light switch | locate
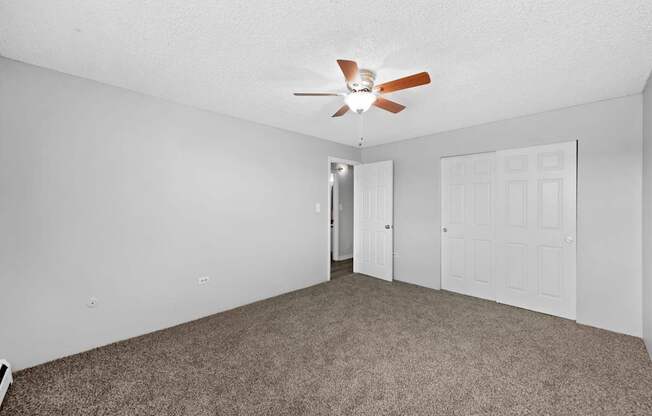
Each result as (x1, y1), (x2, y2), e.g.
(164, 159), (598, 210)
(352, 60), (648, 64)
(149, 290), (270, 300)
(315, 203), (321, 213)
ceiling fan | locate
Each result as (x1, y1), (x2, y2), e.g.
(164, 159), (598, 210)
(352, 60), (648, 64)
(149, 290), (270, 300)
(294, 60), (431, 117)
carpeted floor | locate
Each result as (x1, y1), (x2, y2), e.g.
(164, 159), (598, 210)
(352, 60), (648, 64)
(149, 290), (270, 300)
(2, 275), (652, 415)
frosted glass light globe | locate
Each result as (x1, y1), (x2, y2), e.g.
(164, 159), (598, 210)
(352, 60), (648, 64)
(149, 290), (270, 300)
(345, 91), (377, 113)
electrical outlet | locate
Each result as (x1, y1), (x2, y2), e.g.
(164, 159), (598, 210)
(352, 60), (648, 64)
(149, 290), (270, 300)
(198, 276), (210, 285)
(87, 297), (99, 308)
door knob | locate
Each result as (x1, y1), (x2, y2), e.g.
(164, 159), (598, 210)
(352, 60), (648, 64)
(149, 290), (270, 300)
(385, 224), (392, 229)
(564, 235), (574, 244)
(442, 227), (448, 232)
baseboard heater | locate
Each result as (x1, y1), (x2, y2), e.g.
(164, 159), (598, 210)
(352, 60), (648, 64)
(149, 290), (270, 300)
(0, 360), (12, 408)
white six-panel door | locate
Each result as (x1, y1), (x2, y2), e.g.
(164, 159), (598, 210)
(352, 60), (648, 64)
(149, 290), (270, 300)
(494, 142), (577, 319)
(441, 142), (577, 319)
(441, 153), (496, 300)
(354, 160), (393, 281)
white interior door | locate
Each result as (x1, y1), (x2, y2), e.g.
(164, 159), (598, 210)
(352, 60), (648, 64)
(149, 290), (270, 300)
(441, 153), (496, 300)
(354, 160), (393, 281)
(494, 142), (577, 319)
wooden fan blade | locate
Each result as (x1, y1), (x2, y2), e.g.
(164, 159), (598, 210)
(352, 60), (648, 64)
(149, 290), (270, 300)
(332, 105), (349, 117)
(293, 92), (341, 96)
(375, 72), (431, 94)
(337, 60), (359, 82)
(374, 97), (406, 113)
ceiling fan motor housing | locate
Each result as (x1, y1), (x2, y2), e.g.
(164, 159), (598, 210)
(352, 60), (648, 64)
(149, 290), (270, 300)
(347, 69), (376, 92)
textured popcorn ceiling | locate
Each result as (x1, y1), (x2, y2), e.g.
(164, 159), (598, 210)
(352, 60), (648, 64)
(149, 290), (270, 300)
(1, 1), (651, 146)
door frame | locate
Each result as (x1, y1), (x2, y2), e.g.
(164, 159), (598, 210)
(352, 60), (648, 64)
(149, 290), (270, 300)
(439, 140), (579, 317)
(327, 156), (361, 281)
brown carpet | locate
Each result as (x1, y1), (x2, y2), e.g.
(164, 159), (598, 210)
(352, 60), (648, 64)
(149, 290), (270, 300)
(2, 275), (652, 415)
(330, 258), (353, 280)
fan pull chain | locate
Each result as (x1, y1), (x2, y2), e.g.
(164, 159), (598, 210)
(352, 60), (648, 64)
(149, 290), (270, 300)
(358, 113), (364, 147)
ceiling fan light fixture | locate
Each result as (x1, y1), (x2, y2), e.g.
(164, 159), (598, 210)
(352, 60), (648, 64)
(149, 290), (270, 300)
(293, 59), (430, 119)
(345, 91), (377, 114)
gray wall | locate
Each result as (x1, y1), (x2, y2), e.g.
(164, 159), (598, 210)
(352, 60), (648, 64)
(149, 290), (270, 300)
(643, 73), (652, 357)
(0, 57), (360, 370)
(334, 164), (354, 258)
(362, 95), (643, 337)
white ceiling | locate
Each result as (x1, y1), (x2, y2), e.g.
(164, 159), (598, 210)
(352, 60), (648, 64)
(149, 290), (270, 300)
(1, 1), (651, 147)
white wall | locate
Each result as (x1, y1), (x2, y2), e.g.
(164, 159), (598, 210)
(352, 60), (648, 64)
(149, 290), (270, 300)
(0, 57), (360, 370)
(643, 72), (652, 356)
(362, 95), (643, 337)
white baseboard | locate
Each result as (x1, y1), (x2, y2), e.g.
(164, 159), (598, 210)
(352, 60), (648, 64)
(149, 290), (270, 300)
(334, 253), (353, 261)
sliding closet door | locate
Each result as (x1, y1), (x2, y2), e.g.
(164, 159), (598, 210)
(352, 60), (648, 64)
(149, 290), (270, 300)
(494, 142), (577, 319)
(441, 153), (496, 300)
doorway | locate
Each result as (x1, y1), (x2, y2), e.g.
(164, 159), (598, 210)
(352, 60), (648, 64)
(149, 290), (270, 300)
(330, 161), (355, 280)
(327, 157), (394, 282)
(440, 141), (577, 319)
